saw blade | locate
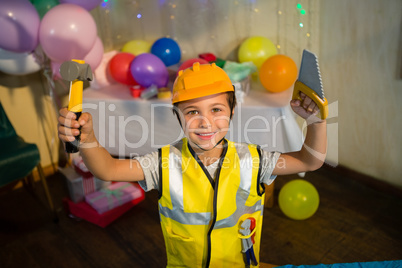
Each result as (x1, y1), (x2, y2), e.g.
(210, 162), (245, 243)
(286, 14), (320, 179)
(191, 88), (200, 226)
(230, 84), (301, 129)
(298, 49), (324, 100)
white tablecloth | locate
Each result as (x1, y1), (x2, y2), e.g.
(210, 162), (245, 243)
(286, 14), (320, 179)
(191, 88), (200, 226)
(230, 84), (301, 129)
(82, 83), (303, 157)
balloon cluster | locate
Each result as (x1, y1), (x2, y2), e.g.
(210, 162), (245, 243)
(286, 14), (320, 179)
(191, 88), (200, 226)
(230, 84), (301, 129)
(108, 37), (182, 92)
(238, 36), (298, 93)
(0, 0), (104, 76)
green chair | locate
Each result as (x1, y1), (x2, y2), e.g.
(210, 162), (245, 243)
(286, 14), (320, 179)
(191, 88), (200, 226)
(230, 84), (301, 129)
(0, 102), (56, 219)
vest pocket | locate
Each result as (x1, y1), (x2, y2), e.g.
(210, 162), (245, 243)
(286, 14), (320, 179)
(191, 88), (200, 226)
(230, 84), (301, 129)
(165, 226), (197, 266)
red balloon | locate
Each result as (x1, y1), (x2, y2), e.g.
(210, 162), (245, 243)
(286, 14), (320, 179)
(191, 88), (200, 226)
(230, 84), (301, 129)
(108, 52), (138, 85)
(177, 58), (209, 74)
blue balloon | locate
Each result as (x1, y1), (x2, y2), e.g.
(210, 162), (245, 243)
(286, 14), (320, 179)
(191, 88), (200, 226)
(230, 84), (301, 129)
(130, 53), (169, 88)
(151, 37), (181, 66)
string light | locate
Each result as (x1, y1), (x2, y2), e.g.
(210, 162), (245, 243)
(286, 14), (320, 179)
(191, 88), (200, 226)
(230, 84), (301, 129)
(299, 22), (304, 27)
(137, 13), (142, 18)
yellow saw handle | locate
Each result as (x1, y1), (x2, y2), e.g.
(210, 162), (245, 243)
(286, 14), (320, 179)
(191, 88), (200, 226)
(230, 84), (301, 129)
(293, 80), (328, 120)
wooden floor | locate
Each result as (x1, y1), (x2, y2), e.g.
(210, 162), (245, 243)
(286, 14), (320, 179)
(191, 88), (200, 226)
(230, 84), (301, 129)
(1, 166), (401, 267)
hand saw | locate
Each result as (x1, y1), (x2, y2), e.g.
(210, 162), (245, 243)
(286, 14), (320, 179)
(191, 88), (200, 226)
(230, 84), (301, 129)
(292, 49), (328, 120)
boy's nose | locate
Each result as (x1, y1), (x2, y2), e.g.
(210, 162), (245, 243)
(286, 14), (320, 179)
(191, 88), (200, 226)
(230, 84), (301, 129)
(198, 116), (212, 129)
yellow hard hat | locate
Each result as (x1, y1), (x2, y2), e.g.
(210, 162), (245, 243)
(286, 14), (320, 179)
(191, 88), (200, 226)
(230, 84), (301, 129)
(172, 62), (233, 104)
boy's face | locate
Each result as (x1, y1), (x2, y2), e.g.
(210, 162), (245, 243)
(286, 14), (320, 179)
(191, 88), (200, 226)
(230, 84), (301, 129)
(177, 93), (232, 152)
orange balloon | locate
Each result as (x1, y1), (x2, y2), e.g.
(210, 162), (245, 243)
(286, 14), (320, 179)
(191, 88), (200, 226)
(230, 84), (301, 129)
(259, 54), (298, 93)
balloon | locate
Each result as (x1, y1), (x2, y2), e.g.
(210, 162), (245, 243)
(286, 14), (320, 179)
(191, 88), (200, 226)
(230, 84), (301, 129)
(259, 54), (298, 93)
(278, 179), (320, 220)
(58, 0), (102, 11)
(130, 53), (169, 88)
(0, 0), (40, 53)
(122, 40), (152, 56)
(177, 58), (209, 74)
(30, 0), (59, 18)
(238, 36), (277, 69)
(39, 4), (97, 62)
(0, 48), (41, 75)
(84, 37), (104, 72)
(151, 37), (181, 66)
(108, 52), (138, 85)
(51, 61), (62, 79)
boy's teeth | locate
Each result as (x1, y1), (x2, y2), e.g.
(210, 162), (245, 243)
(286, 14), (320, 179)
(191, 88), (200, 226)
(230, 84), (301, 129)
(199, 133), (213, 136)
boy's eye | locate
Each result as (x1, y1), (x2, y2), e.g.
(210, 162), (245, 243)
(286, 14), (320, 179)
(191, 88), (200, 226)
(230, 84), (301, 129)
(212, 108), (221, 113)
(187, 110), (198, 115)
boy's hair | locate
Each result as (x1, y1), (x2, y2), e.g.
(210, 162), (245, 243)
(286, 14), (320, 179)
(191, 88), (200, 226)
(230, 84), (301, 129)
(172, 91), (237, 127)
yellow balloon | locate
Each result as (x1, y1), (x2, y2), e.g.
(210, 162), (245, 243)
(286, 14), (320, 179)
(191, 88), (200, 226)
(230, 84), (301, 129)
(238, 36), (277, 69)
(122, 40), (151, 56)
(278, 179), (320, 220)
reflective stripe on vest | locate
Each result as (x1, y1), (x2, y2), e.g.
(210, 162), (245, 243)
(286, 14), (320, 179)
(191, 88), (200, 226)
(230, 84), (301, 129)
(159, 138), (264, 268)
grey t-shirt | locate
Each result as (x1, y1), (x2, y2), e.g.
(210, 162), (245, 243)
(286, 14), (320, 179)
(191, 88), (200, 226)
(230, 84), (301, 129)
(135, 144), (281, 193)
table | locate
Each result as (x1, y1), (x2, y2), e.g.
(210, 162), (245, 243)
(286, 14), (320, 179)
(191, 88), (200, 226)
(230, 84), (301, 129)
(82, 83), (303, 157)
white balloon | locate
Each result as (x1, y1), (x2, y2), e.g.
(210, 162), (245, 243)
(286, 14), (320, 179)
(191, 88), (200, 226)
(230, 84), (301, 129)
(0, 48), (42, 75)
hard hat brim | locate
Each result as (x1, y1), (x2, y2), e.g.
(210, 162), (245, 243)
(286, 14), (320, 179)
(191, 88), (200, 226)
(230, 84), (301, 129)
(172, 80), (234, 104)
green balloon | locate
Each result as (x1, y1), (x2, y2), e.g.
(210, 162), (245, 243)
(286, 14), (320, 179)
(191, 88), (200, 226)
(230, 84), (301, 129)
(278, 179), (320, 220)
(31, 0), (59, 18)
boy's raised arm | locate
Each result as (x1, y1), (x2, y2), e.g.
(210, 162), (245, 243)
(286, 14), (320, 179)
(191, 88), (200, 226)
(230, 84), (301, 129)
(273, 93), (327, 175)
(58, 108), (145, 182)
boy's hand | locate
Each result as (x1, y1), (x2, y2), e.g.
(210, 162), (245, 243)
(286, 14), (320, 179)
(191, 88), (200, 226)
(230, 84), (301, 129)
(58, 108), (96, 146)
(290, 92), (324, 123)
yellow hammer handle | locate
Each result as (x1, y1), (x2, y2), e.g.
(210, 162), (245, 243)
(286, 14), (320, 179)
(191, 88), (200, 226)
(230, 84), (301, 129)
(67, 59), (85, 113)
(292, 80), (328, 120)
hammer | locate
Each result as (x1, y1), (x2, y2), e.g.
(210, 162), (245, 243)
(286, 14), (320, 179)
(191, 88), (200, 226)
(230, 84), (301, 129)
(60, 59), (93, 153)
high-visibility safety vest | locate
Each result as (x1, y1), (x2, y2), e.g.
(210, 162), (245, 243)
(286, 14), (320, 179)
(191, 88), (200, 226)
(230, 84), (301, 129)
(158, 138), (266, 268)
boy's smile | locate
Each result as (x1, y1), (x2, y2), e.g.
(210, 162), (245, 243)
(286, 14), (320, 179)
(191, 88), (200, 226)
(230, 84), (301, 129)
(177, 92), (232, 156)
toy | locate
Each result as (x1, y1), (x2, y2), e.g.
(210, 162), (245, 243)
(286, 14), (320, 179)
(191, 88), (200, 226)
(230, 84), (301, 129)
(198, 53), (217, 62)
(59, 59), (93, 153)
(140, 84), (158, 99)
(278, 179), (320, 220)
(292, 49), (328, 120)
(130, 85), (145, 98)
(259, 54), (298, 93)
(239, 217), (258, 266)
(157, 87), (172, 99)
(224, 61), (257, 82)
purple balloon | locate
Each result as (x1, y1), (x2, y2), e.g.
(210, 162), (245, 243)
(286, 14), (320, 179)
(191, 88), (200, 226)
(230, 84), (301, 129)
(59, 0), (103, 11)
(39, 4), (97, 62)
(0, 0), (40, 53)
(130, 53), (169, 88)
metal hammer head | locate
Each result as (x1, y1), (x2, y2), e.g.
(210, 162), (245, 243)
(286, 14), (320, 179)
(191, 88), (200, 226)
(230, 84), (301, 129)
(60, 60), (93, 82)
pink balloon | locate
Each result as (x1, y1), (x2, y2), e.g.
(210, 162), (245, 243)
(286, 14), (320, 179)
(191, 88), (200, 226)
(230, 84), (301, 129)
(59, 0), (103, 11)
(0, 0), (40, 53)
(39, 4), (97, 62)
(84, 37), (104, 72)
(51, 61), (62, 79)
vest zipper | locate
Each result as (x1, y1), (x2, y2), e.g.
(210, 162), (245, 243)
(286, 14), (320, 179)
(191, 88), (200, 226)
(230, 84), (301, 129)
(204, 141), (228, 268)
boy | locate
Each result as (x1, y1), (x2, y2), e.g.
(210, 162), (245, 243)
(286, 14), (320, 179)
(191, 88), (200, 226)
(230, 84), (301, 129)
(58, 62), (326, 267)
